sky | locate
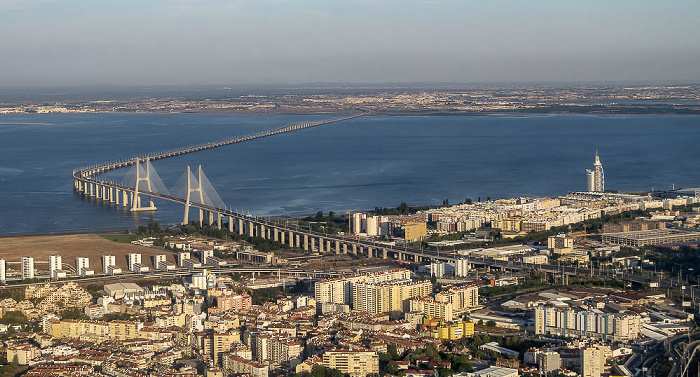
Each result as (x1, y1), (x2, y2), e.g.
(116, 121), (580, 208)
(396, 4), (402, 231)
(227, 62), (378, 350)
(1, 0), (699, 86)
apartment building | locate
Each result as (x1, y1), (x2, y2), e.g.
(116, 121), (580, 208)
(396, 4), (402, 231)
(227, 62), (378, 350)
(409, 296), (453, 321)
(352, 280), (431, 314)
(323, 349), (379, 377)
(435, 285), (479, 313)
(315, 269), (412, 309)
(534, 306), (640, 342)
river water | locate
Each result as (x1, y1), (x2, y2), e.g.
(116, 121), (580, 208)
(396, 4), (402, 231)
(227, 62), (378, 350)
(0, 113), (698, 235)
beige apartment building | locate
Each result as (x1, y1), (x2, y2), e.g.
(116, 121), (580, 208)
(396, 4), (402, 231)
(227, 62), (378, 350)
(323, 349), (379, 377)
(353, 280), (431, 314)
(435, 285), (479, 313)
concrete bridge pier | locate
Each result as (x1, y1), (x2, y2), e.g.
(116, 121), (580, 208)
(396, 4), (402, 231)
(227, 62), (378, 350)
(278, 231), (285, 244)
(115, 189), (120, 205)
(198, 209), (204, 227)
(343, 244), (348, 254)
(288, 231), (294, 247)
(237, 218), (244, 235)
(216, 213), (222, 230)
(96, 184), (102, 199)
(122, 190), (129, 207)
(318, 238), (324, 253)
(326, 240), (333, 254)
(260, 224), (266, 239)
(352, 244), (357, 254)
(295, 234), (301, 248)
(208, 211), (214, 227)
(109, 187), (115, 203)
(228, 216), (233, 232)
(273, 228), (279, 242)
(382, 249), (388, 259)
(335, 241), (342, 254)
(303, 235), (309, 251)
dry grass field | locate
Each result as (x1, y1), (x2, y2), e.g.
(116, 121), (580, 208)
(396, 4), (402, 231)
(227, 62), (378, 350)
(0, 234), (176, 273)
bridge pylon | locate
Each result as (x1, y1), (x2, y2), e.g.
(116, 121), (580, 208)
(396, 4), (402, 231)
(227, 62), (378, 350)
(131, 158), (157, 212)
(182, 165), (205, 226)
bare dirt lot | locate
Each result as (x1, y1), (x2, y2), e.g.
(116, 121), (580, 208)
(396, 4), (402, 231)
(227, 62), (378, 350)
(0, 234), (176, 273)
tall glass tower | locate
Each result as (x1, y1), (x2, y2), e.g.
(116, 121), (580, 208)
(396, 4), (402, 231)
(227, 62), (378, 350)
(586, 152), (604, 192)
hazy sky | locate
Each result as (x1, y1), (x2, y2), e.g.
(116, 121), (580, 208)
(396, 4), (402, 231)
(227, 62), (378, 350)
(2, 0), (699, 86)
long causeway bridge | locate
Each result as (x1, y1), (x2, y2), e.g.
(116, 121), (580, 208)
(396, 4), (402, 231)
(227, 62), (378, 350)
(73, 113), (459, 264)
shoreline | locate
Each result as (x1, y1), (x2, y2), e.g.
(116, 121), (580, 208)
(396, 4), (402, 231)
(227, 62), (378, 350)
(2, 108), (700, 116)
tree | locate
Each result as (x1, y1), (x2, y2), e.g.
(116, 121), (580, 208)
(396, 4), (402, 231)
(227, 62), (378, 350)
(388, 344), (400, 360)
(0, 311), (27, 325)
(398, 202), (409, 214)
(465, 198), (473, 205)
(486, 320), (496, 327)
(425, 344), (439, 358)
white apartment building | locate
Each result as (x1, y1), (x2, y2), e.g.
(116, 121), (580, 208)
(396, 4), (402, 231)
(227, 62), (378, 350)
(177, 252), (191, 267)
(49, 255), (63, 279)
(431, 262), (445, 278)
(535, 306), (640, 342)
(455, 258), (470, 277)
(127, 253), (142, 272)
(102, 255), (116, 274)
(152, 254), (167, 269)
(200, 249), (214, 264)
(75, 257), (93, 276)
(21, 256), (34, 280)
(0, 259), (5, 283)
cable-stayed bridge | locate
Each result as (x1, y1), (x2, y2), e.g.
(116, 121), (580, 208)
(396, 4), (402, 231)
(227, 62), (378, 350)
(71, 113), (469, 263)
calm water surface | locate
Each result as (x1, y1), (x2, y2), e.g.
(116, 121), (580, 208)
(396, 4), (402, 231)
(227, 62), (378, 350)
(0, 113), (699, 235)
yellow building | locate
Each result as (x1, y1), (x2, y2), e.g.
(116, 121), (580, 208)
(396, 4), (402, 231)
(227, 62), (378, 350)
(404, 222), (427, 241)
(51, 319), (110, 341)
(108, 320), (143, 341)
(213, 330), (241, 364)
(323, 349), (379, 377)
(433, 321), (474, 340)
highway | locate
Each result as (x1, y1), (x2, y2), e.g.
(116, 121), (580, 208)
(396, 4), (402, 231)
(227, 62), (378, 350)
(0, 264), (345, 290)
